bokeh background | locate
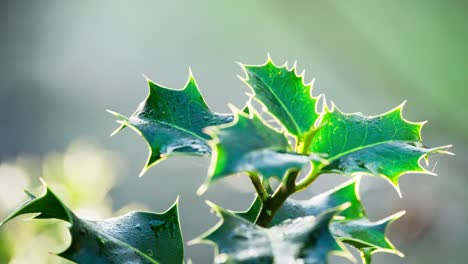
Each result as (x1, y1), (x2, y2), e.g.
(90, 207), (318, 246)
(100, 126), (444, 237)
(0, 1), (466, 263)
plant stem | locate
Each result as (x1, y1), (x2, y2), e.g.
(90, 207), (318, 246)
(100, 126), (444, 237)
(296, 128), (319, 154)
(255, 170), (299, 227)
(249, 172), (269, 202)
(294, 163), (322, 192)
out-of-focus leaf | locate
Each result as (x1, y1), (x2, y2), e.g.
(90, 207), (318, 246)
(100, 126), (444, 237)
(311, 103), (451, 191)
(241, 58), (321, 139)
(191, 202), (350, 264)
(0, 181), (183, 264)
(331, 212), (404, 260)
(109, 73), (233, 175)
(237, 178), (404, 263)
(231, 194), (262, 224)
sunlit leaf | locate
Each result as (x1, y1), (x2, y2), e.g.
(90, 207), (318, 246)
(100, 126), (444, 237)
(241, 58), (321, 139)
(109, 73), (233, 175)
(311, 103), (451, 191)
(199, 106), (317, 194)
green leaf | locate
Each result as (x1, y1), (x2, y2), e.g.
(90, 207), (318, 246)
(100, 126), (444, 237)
(311, 103), (451, 191)
(270, 178), (366, 224)
(359, 247), (377, 264)
(0, 180), (184, 264)
(330, 211), (404, 256)
(109, 73), (233, 175)
(241, 58), (321, 139)
(237, 178), (404, 263)
(199, 106), (317, 194)
(231, 194), (262, 223)
(191, 202), (350, 264)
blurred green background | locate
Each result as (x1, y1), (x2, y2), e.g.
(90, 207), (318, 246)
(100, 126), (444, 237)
(0, 0), (466, 263)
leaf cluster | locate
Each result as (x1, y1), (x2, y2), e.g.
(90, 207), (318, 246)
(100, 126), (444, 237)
(1, 57), (451, 263)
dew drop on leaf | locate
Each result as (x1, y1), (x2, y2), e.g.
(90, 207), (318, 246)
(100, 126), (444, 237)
(149, 219), (166, 238)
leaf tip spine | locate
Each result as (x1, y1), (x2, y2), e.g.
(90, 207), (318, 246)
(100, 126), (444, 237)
(196, 184), (208, 196)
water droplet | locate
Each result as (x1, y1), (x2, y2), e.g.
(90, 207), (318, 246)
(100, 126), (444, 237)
(149, 219), (167, 238)
(96, 236), (106, 246)
(146, 249), (154, 257)
(79, 228), (87, 236)
(231, 232), (248, 240)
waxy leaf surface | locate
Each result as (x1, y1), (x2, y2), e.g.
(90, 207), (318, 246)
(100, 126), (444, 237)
(202, 107), (314, 192)
(311, 105), (447, 188)
(193, 202), (347, 264)
(0, 182), (183, 264)
(242, 59), (320, 138)
(110, 75), (233, 174)
(238, 179), (403, 263)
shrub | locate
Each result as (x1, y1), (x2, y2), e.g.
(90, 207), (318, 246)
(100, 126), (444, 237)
(0, 57), (451, 264)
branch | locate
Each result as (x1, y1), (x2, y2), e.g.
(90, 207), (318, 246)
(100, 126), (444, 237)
(255, 169), (299, 227)
(294, 162), (322, 192)
(248, 172), (269, 202)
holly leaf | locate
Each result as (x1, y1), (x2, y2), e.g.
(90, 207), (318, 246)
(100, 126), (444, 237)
(359, 247), (379, 264)
(199, 106), (318, 194)
(331, 212), (404, 262)
(237, 178), (404, 263)
(0, 180), (184, 264)
(311, 103), (451, 192)
(109, 73), (233, 175)
(231, 194), (262, 223)
(270, 178), (366, 224)
(240, 58), (321, 139)
(191, 202), (350, 264)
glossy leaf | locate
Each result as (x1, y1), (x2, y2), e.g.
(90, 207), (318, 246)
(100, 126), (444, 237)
(109, 73), (233, 175)
(311, 103), (450, 190)
(271, 178), (366, 224)
(237, 178), (404, 263)
(331, 212), (404, 256)
(360, 248), (377, 264)
(241, 58), (321, 139)
(199, 106), (316, 193)
(192, 202), (349, 264)
(0, 181), (183, 264)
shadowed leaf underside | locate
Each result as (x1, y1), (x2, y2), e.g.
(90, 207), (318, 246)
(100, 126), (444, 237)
(0, 181), (184, 264)
(109, 74), (233, 175)
(192, 202), (349, 264)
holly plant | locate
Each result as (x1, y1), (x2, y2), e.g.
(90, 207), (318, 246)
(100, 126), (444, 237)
(1, 57), (451, 264)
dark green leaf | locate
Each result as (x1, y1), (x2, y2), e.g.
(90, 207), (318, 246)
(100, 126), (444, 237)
(241, 58), (321, 139)
(109, 73), (233, 175)
(0, 180), (183, 264)
(331, 211), (404, 256)
(231, 195), (262, 223)
(237, 178), (404, 263)
(311, 103), (451, 191)
(191, 202), (350, 264)
(270, 178), (366, 225)
(359, 247), (377, 264)
(199, 106), (316, 194)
